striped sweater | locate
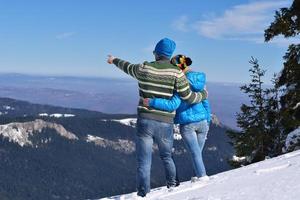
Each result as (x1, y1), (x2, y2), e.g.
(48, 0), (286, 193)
(113, 58), (207, 123)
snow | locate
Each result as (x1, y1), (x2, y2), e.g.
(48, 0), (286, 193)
(291, 15), (297, 23)
(110, 118), (137, 128)
(232, 155), (246, 162)
(254, 163), (291, 175)
(100, 150), (300, 200)
(86, 134), (105, 143)
(293, 102), (300, 110)
(64, 114), (75, 117)
(38, 113), (76, 118)
(86, 134), (135, 154)
(0, 111), (8, 115)
(50, 113), (64, 118)
(284, 127), (300, 152)
(39, 113), (49, 117)
(102, 118), (182, 140)
(104, 118), (218, 141)
(173, 133), (182, 140)
(0, 124), (28, 146)
(2, 105), (15, 110)
(287, 84), (296, 91)
(207, 146), (217, 151)
(0, 120), (78, 147)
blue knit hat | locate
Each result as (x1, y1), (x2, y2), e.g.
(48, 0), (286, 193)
(154, 38), (176, 59)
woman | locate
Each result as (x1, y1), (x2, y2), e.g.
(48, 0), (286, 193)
(144, 54), (211, 182)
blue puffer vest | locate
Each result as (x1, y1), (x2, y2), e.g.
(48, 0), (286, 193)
(174, 71), (211, 124)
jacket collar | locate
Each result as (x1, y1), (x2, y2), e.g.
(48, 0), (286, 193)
(155, 56), (170, 63)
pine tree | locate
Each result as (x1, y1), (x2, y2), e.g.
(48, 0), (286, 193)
(265, 0), (300, 149)
(265, 74), (283, 156)
(228, 57), (270, 166)
(229, 0), (300, 166)
(264, 0), (300, 41)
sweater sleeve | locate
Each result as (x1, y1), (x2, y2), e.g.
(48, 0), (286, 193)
(175, 71), (207, 104)
(148, 93), (181, 112)
(112, 58), (141, 79)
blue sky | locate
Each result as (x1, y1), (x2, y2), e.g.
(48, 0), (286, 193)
(0, 0), (296, 83)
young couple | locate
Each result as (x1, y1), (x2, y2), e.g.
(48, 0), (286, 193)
(107, 38), (210, 198)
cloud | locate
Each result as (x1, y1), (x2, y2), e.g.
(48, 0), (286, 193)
(219, 35), (300, 47)
(175, 1), (292, 45)
(172, 15), (189, 32)
(268, 36), (300, 47)
(56, 32), (76, 40)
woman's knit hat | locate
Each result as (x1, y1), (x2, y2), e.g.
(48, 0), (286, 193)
(171, 54), (192, 70)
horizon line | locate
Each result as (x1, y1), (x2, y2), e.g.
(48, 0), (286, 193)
(0, 72), (252, 85)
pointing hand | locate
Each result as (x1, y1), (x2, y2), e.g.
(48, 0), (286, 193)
(107, 55), (115, 64)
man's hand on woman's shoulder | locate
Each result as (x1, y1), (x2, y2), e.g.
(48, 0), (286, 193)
(203, 89), (208, 99)
(143, 98), (150, 107)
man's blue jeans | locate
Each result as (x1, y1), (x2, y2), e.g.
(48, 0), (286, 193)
(136, 117), (177, 197)
(180, 120), (209, 177)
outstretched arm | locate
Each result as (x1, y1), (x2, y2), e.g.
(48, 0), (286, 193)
(148, 94), (181, 112)
(175, 71), (207, 104)
(107, 55), (141, 79)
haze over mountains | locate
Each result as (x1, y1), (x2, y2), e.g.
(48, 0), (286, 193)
(0, 73), (248, 129)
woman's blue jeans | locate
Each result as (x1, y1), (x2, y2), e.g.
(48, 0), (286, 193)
(180, 120), (209, 177)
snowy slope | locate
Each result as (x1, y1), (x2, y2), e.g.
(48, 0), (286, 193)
(0, 119), (78, 147)
(101, 150), (300, 200)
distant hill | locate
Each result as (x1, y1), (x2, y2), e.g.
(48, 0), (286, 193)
(0, 97), (234, 200)
(0, 73), (248, 129)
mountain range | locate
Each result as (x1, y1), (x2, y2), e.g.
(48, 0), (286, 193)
(0, 97), (234, 200)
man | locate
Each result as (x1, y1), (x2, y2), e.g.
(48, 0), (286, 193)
(107, 38), (207, 197)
